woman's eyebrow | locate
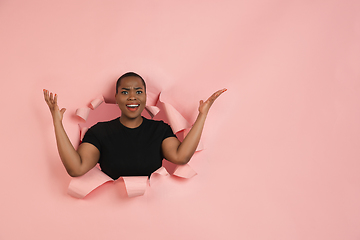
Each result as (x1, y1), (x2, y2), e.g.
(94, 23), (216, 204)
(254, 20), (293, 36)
(121, 87), (143, 90)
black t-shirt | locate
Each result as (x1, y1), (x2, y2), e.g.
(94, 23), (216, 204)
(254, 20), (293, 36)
(81, 117), (176, 180)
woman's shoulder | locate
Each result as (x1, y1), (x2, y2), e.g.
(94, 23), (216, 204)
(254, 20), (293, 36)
(89, 117), (120, 130)
(142, 118), (173, 134)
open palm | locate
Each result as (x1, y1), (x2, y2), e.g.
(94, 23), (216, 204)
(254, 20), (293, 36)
(198, 88), (227, 115)
(43, 89), (66, 122)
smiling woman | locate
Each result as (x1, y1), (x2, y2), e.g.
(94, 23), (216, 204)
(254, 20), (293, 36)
(43, 72), (226, 180)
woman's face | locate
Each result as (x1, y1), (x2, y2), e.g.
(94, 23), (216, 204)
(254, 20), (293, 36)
(115, 76), (147, 121)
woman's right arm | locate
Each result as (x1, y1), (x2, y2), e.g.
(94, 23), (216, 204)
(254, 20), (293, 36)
(43, 89), (99, 177)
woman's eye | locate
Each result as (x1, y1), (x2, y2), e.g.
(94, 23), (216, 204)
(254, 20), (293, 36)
(121, 91), (128, 95)
(136, 91), (143, 94)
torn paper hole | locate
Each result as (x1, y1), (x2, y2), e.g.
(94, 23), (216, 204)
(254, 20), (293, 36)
(71, 91), (203, 198)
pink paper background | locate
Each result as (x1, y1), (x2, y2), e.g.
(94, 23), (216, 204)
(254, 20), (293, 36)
(1, 1), (360, 239)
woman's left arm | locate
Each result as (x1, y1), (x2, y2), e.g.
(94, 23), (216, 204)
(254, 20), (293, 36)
(162, 88), (227, 165)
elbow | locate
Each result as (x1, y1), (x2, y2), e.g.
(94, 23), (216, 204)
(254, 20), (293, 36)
(177, 161), (189, 165)
(164, 150), (193, 165)
(67, 170), (79, 178)
(68, 172), (80, 178)
(175, 156), (191, 165)
(64, 156), (86, 177)
(66, 168), (84, 177)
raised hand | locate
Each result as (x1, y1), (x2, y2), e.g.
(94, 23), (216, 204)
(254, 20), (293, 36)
(198, 88), (227, 115)
(43, 89), (66, 122)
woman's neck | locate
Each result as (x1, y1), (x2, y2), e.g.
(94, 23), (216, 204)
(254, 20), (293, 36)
(119, 116), (143, 128)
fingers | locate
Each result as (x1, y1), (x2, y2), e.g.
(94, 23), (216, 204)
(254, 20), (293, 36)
(43, 89), (58, 108)
(214, 88), (227, 98)
(44, 89), (54, 102)
(43, 89), (51, 105)
(43, 89), (48, 102)
(206, 88), (227, 103)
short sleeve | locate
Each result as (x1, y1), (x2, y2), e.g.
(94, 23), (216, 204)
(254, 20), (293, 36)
(162, 122), (177, 140)
(81, 127), (101, 151)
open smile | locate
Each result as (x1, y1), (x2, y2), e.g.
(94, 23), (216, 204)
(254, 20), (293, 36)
(126, 104), (140, 112)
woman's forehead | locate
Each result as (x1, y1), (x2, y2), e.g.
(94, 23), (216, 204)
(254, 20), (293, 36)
(119, 76), (145, 88)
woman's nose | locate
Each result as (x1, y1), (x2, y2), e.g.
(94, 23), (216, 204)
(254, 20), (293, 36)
(127, 92), (136, 100)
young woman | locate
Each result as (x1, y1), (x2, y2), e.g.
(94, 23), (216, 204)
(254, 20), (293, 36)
(43, 72), (226, 180)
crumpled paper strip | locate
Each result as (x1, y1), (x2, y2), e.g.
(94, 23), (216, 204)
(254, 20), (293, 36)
(90, 95), (104, 109)
(68, 166), (169, 198)
(173, 164), (197, 178)
(149, 166), (170, 185)
(75, 108), (91, 121)
(145, 88), (160, 107)
(67, 166), (113, 198)
(75, 96), (105, 121)
(122, 177), (149, 197)
(80, 127), (88, 141)
(145, 105), (160, 119)
(158, 92), (191, 134)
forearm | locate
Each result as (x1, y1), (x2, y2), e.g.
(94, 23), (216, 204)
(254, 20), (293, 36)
(176, 112), (207, 164)
(53, 120), (82, 176)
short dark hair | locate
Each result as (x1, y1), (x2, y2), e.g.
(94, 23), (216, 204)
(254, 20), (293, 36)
(116, 72), (146, 93)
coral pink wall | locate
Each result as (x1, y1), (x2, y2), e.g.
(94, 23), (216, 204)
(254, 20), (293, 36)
(1, 0), (359, 239)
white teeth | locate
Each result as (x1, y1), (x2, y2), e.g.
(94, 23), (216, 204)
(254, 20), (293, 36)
(127, 104), (139, 108)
